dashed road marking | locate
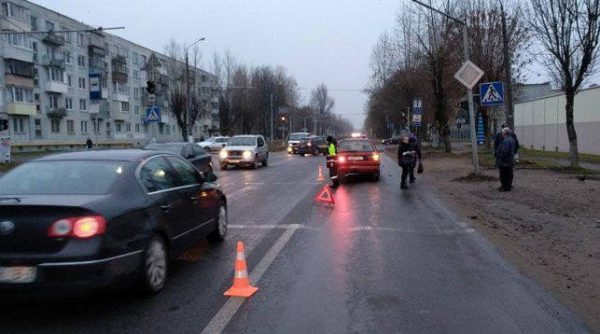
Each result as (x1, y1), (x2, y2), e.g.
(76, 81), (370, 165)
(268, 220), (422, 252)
(201, 224), (300, 334)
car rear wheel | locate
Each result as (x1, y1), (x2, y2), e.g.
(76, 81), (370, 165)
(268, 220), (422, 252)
(252, 155), (259, 169)
(139, 236), (168, 294)
(371, 173), (380, 182)
(209, 202), (228, 242)
(262, 154), (268, 167)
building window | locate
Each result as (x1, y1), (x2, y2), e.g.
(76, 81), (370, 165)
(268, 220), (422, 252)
(116, 122), (122, 132)
(166, 125), (171, 135)
(2, 2), (30, 23)
(121, 102), (130, 112)
(159, 123), (164, 135)
(126, 123), (131, 132)
(12, 118), (24, 133)
(61, 27), (71, 44)
(134, 88), (140, 100)
(134, 70), (140, 80)
(77, 55), (85, 67)
(135, 124), (140, 133)
(94, 120), (100, 133)
(6, 32), (32, 49)
(143, 124), (148, 133)
(49, 95), (58, 109)
(80, 99), (87, 111)
(132, 52), (139, 65)
(67, 120), (74, 134)
(9, 86), (33, 103)
(34, 119), (42, 138)
(77, 33), (85, 46)
(45, 21), (55, 31)
(64, 51), (72, 64)
(114, 82), (129, 94)
(46, 67), (64, 82)
(80, 120), (88, 134)
(134, 105), (140, 115)
(78, 77), (86, 89)
(65, 97), (73, 110)
(30, 16), (38, 31)
(51, 119), (61, 133)
(106, 122), (111, 136)
(67, 74), (73, 87)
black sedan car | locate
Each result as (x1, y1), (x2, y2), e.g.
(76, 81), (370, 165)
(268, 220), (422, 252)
(297, 136), (328, 156)
(0, 150), (227, 295)
(145, 142), (214, 179)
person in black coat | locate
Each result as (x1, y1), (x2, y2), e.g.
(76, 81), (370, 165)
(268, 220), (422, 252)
(86, 138), (93, 150)
(397, 135), (418, 189)
(494, 123), (520, 159)
(496, 128), (516, 191)
(408, 134), (423, 183)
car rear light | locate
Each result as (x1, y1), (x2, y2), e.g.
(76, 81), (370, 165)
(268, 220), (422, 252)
(373, 153), (380, 161)
(48, 216), (106, 239)
(337, 156), (346, 163)
(307, 142), (312, 147)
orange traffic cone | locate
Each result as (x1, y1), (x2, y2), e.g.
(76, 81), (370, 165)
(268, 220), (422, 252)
(317, 165), (325, 182)
(224, 241), (259, 298)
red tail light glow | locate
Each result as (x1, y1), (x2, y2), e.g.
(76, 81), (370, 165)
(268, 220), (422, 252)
(48, 216), (106, 239)
(373, 153), (380, 161)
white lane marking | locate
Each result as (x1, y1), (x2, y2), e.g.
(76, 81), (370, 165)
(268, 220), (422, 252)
(229, 224), (318, 231)
(227, 224), (473, 235)
(201, 224), (300, 334)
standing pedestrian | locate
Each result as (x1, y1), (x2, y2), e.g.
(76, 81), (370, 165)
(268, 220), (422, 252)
(494, 123), (520, 161)
(408, 133), (423, 184)
(326, 136), (339, 186)
(397, 134), (418, 189)
(86, 138), (93, 150)
(496, 128), (516, 191)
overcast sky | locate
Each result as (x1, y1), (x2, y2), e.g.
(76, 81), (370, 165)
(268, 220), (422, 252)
(31, 0), (405, 129)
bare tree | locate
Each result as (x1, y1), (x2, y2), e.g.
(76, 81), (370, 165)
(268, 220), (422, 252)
(528, 0), (600, 167)
(164, 40), (189, 141)
(310, 83), (335, 135)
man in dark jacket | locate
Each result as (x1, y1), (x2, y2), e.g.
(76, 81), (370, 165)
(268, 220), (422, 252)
(398, 134), (418, 189)
(496, 128), (516, 191)
(494, 123), (520, 159)
(86, 138), (93, 150)
(408, 134), (422, 183)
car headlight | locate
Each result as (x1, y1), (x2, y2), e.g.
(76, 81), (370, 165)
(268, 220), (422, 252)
(219, 150), (228, 159)
(242, 151), (253, 160)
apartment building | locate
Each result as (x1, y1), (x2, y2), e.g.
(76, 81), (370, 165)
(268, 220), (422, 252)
(0, 0), (220, 149)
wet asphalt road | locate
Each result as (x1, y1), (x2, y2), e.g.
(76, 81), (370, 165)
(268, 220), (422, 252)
(0, 151), (589, 333)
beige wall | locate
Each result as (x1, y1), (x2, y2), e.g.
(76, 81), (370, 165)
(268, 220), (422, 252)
(514, 87), (600, 154)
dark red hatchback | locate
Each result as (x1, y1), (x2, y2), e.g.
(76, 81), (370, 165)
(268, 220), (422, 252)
(332, 139), (381, 186)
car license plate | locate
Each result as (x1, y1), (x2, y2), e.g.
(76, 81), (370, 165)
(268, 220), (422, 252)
(348, 156), (363, 161)
(229, 159), (240, 163)
(0, 266), (37, 284)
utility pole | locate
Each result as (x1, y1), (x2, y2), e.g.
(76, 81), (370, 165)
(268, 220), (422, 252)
(412, 0), (480, 174)
(270, 93), (274, 141)
(499, 0), (514, 129)
(184, 38), (206, 143)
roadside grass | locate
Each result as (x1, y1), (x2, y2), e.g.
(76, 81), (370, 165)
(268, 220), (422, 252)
(453, 173), (498, 182)
(268, 140), (287, 152)
(520, 148), (600, 164)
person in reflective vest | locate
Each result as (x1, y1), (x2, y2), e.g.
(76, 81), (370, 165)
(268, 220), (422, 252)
(326, 136), (338, 185)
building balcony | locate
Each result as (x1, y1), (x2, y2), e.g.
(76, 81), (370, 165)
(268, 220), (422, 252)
(89, 101), (110, 118)
(46, 107), (67, 119)
(114, 93), (129, 102)
(42, 32), (65, 46)
(3, 47), (34, 63)
(45, 81), (68, 94)
(0, 17), (30, 32)
(42, 55), (66, 69)
(5, 102), (36, 116)
(4, 74), (34, 88)
(88, 32), (108, 57)
(112, 71), (128, 83)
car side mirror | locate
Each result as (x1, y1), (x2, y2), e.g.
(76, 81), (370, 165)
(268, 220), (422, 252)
(205, 172), (218, 182)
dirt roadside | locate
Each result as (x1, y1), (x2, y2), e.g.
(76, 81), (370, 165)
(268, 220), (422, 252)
(387, 145), (600, 332)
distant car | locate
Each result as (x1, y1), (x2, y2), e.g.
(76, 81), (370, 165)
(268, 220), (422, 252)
(297, 136), (328, 156)
(0, 150), (228, 295)
(219, 135), (269, 169)
(287, 132), (311, 154)
(331, 138), (381, 186)
(382, 135), (401, 145)
(144, 142), (214, 178)
(198, 136), (230, 153)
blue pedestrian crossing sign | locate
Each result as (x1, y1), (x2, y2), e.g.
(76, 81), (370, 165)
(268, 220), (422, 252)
(145, 106), (161, 123)
(479, 82), (504, 106)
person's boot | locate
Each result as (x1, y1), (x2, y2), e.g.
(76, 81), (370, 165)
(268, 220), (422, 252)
(409, 177), (416, 184)
(401, 182), (408, 189)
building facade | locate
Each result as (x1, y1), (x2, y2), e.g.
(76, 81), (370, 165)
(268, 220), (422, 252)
(0, 0), (220, 149)
(514, 86), (600, 155)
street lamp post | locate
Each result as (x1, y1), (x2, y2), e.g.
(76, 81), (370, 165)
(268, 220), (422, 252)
(411, 0), (480, 174)
(184, 37), (206, 143)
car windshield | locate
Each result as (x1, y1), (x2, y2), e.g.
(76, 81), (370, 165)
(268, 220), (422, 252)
(0, 161), (127, 195)
(289, 133), (309, 140)
(145, 144), (183, 155)
(338, 140), (374, 152)
(205, 137), (216, 142)
(229, 137), (256, 146)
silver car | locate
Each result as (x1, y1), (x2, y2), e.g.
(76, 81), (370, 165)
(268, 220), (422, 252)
(219, 135), (269, 169)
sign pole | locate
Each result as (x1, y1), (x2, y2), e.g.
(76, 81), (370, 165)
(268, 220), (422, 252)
(463, 26), (480, 174)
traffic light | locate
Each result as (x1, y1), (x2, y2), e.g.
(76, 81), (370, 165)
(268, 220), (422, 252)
(146, 81), (155, 94)
(0, 119), (8, 132)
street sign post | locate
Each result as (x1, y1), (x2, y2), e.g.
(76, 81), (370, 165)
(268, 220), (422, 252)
(479, 82), (504, 107)
(412, 98), (423, 127)
(0, 136), (11, 164)
(477, 113), (485, 145)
